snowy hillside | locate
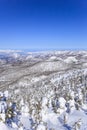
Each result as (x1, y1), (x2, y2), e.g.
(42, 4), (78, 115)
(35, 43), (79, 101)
(0, 50), (87, 130)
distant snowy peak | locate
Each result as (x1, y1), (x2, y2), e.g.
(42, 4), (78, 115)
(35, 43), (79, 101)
(0, 50), (22, 53)
(26, 55), (33, 60)
(48, 56), (63, 61)
(10, 53), (20, 59)
(0, 50), (87, 63)
(64, 56), (78, 64)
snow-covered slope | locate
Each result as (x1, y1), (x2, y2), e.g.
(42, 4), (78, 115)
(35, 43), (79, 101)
(0, 50), (87, 130)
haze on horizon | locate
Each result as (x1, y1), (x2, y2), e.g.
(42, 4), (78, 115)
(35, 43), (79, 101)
(0, 0), (87, 50)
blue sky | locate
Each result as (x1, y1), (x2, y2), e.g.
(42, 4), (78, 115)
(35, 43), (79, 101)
(0, 0), (87, 50)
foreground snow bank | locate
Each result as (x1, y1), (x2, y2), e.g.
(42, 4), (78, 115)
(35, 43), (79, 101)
(0, 122), (11, 130)
(0, 68), (87, 130)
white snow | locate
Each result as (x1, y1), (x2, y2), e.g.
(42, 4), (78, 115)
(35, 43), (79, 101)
(0, 122), (12, 130)
(0, 67), (87, 130)
(64, 56), (78, 64)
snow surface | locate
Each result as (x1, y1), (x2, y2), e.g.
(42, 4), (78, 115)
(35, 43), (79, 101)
(0, 68), (87, 129)
(64, 56), (78, 64)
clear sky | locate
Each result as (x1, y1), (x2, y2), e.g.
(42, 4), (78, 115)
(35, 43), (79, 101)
(0, 0), (87, 50)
